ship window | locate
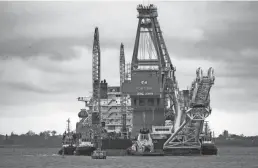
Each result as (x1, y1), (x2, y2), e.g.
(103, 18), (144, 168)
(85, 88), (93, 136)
(139, 99), (145, 106)
(148, 99), (154, 106)
(155, 128), (169, 131)
(140, 134), (149, 140)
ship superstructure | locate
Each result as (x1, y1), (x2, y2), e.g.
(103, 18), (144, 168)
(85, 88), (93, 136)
(76, 85), (133, 137)
(101, 86), (133, 133)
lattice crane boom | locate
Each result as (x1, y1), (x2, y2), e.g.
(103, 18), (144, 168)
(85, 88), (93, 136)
(92, 27), (102, 150)
(92, 27), (101, 101)
(120, 43), (127, 137)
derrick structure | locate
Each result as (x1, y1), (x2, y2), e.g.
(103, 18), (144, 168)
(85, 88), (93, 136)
(119, 43), (127, 137)
(91, 27), (102, 149)
(92, 28), (101, 102)
(122, 4), (179, 137)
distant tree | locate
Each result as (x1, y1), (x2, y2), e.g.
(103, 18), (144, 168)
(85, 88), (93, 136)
(51, 130), (57, 136)
(26, 130), (36, 136)
(46, 130), (51, 136)
(230, 134), (238, 138)
(39, 130), (52, 138)
(10, 132), (17, 136)
(39, 132), (45, 137)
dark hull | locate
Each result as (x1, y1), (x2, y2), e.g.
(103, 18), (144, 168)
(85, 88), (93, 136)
(101, 139), (132, 150)
(75, 146), (96, 156)
(201, 143), (218, 155)
(153, 138), (202, 156)
(58, 146), (76, 155)
(152, 139), (168, 151)
(164, 148), (201, 156)
(153, 139), (218, 156)
(73, 139), (132, 156)
(127, 151), (165, 156)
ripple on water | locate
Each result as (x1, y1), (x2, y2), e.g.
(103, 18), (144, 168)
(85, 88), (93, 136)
(0, 147), (258, 168)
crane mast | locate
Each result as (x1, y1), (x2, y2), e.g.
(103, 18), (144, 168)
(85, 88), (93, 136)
(120, 43), (127, 138)
(124, 4), (180, 135)
(92, 28), (101, 101)
(92, 27), (102, 150)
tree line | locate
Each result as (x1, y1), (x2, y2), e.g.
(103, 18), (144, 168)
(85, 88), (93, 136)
(0, 130), (64, 147)
(1, 130), (62, 139)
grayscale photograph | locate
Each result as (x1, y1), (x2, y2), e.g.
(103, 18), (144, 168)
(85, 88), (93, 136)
(0, 0), (257, 167)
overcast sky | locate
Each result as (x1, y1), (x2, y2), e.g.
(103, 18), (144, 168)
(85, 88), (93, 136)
(0, 1), (257, 136)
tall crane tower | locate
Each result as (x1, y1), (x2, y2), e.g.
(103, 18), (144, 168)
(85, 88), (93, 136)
(120, 43), (127, 138)
(91, 27), (102, 150)
(122, 4), (179, 137)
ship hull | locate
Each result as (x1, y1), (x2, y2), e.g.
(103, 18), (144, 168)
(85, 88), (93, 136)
(74, 146), (96, 156)
(58, 146), (76, 155)
(163, 147), (202, 156)
(152, 138), (167, 151)
(152, 138), (218, 156)
(65, 139), (217, 156)
(99, 139), (132, 156)
(201, 143), (218, 155)
(154, 138), (203, 156)
(101, 139), (132, 150)
(127, 150), (165, 156)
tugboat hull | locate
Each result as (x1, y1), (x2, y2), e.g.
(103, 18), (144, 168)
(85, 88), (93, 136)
(127, 149), (164, 156)
(91, 150), (107, 159)
(201, 143), (218, 155)
(74, 146), (96, 156)
(163, 147), (201, 156)
(58, 146), (76, 155)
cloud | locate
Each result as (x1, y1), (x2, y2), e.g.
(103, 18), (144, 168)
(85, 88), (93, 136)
(0, 1), (257, 135)
(0, 1), (136, 61)
(207, 108), (258, 136)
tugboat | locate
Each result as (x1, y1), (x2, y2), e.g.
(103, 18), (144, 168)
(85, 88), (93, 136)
(91, 148), (107, 159)
(200, 122), (218, 155)
(127, 128), (164, 156)
(58, 118), (77, 155)
(74, 138), (96, 156)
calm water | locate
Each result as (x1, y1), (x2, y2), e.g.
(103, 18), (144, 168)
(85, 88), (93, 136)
(1, 147), (258, 168)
